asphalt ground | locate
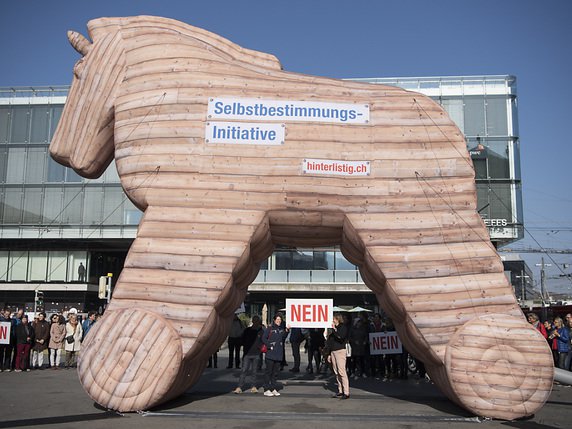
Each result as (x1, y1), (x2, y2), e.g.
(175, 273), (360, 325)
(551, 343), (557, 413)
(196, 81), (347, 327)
(0, 350), (570, 429)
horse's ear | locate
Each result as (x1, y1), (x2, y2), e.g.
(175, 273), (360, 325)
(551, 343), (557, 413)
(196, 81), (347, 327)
(67, 31), (92, 56)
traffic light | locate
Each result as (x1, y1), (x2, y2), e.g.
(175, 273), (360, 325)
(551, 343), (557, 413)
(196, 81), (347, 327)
(98, 276), (107, 299)
(35, 291), (44, 311)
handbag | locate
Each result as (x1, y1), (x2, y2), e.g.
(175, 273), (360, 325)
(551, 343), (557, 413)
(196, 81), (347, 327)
(260, 327), (271, 353)
(345, 342), (352, 357)
(66, 325), (77, 344)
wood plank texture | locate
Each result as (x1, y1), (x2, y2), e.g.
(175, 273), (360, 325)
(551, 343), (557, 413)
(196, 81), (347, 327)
(49, 15), (553, 420)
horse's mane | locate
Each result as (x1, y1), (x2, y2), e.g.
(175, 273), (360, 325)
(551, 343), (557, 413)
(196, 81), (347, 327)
(86, 15), (282, 71)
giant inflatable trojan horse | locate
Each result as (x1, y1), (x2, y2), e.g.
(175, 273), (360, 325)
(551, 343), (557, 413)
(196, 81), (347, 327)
(50, 16), (553, 419)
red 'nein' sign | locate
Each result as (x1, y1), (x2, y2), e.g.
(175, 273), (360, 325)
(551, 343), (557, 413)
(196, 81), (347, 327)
(286, 299), (333, 328)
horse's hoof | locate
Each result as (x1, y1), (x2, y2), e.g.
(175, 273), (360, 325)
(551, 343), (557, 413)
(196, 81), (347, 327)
(78, 308), (183, 412)
(444, 314), (554, 420)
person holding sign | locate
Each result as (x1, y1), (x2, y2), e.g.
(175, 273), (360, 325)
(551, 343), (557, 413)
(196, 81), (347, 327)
(327, 314), (350, 399)
(262, 314), (289, 397)
(0, 308), (15, 372)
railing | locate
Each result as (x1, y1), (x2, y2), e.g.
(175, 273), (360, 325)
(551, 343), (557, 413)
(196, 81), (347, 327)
(253, 270), (362, 284)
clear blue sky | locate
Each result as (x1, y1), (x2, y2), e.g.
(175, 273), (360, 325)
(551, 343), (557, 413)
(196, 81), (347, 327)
(1, 0), (571, 294)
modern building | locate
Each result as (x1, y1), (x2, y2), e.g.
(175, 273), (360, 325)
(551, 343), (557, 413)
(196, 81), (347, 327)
(0, 76), (531, 316)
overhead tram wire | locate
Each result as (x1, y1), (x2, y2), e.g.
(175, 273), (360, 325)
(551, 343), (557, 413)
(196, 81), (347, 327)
(411, 99), (572, 288)
(1, 92), (167, 283)
(412, 99), (529, 411)
(29, 166), (161, 296)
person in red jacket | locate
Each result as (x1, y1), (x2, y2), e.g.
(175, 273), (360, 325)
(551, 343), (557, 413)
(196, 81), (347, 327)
(527, 313), (547, 338)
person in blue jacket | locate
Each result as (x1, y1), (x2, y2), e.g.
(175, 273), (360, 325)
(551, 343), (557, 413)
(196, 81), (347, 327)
(262, 314), (289, 397)
(550, 316), (570, 369)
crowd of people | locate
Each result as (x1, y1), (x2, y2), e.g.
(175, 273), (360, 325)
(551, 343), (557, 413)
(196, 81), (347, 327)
(224, 310), (572, 398)
(528, 312), (572, 370)
(5, 306), (568, 393)
(219, 311), (426, 399)
(0, 308), (98, 372)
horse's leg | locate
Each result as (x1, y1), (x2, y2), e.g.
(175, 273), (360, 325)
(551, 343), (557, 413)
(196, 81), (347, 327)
(342, 212), (554, 420)
(78, 207), (272, 412)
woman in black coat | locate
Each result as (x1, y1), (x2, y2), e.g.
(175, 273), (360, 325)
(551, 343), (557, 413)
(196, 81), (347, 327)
(261, 314), (289, 397)
(14, 315), (34, 372)
(327, 313), (350, 399)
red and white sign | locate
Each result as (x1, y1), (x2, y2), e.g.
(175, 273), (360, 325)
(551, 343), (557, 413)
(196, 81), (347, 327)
(303, 159), (370, 177)
(369, 331), (402, 355)
(0, 322), (11, 345)
(286, 299), (333, 328)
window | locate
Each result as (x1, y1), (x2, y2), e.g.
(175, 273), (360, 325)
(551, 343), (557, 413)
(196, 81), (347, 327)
(0, 107), (9, 143)
(275, 251), (293, 270)
(67, 251), (87, 282)
(464, 97), (486, 136)
(30, 106), (50, 143)
(83, 187), (103, 225)
(49, 106), (63, 139)
(102, 187), (124, 224)
(47, 158), (65, 182)
(440, 98), (465, 133)
(47, 251), (67, 281)
(28, 251), (48, 281)
(0, 146), (7, 183)
(6, 147), (26, 183)
(42, 188), (63, 224)
(2, 187), (23, 223)
(477, 183), (514, 223)
(10, 106), (30, 143)
(66, 169), (83, 183)
(25, 147), (46, 183)
(62, 187), (82, 224)
(312, 251), (334, 270)
(335, 251), (356, 270)
(23, 187), (43, 224)
(486, 97), (508, 136)
(8, 251), (28, 281)
(292, 250), (313, 270)
(487, 140), (510, 179)
(0, 251), (8, 281)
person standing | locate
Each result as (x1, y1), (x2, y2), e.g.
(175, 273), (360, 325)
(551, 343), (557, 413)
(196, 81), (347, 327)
(31, 312), (50, 369)
(262, 314), (289, 397)
(227, 314), (244, 369)
(327, 313), (350, 399)
(307, 328), (325, 374)
(49, 314), (65, 369)
(0, 308), (15, 372)
(233, 315), (264, 394)
(14, 315), (34, 372)
(77, 263), (86, 282)
(82, 311), (97, 341)
(527, 313), (547, 339)
(565, 317), (572, 371)
(289, 327), (303, 373)
(64, 313), (83, 368)
(549, 317), (570, 369)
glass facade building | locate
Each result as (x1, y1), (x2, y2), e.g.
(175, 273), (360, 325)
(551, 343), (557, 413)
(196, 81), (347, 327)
(350, 75), (523, 243)
(0, 76), (527, 313)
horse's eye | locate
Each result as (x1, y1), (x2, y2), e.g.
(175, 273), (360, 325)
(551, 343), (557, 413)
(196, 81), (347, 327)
(73, 59), (86, 79)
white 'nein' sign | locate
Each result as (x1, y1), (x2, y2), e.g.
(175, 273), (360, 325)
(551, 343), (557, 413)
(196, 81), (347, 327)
(208, 98), (369, 124)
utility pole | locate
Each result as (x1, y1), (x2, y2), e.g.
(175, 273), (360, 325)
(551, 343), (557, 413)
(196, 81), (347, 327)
(536, 257), (552, 302)
(515, 270), (530, 301)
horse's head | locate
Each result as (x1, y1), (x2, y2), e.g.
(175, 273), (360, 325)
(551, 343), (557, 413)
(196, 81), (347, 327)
(50, 20), (126, 179)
